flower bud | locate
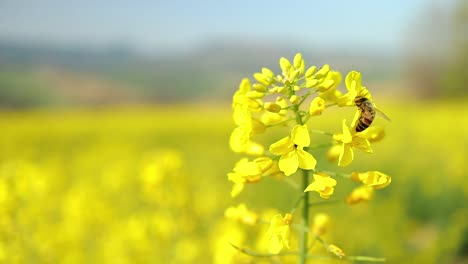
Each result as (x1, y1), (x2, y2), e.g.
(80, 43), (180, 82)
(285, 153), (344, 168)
(289, 69), (300, 81)
(289, 95), (300, 105)
(315, 64), (330, 79)
(305, 66), (317, 78)
(277, 86), (287, 94)
(264, 102), (282, 113)
(293, 85), (301, 91)
(317, 79), (335, 91)
(246, 91), (265, 99)
(252, 83), (267, 92)
(298, 59), (305, 74)
(279, 57), (292, 73)
(305, 79), (318, 88)
(293, 53), (303, 68)
(254, 73), (271, 85)
(261, 67), (275, 78)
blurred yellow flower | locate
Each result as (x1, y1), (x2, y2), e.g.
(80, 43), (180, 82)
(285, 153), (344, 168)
(327, 244), (346, 258)
(326, 144), (341, 162)
(311, 213), (331, 236)
(227, 157), (274, 197)
(346, 186), (375, 205)
(358, 125), (386, 142)
(304, 173), (337, 199)
(351, 171), (392, 189)
(266, 213), (293, 254)
(224, 203), (258, 225)
(269, 125), (317, 176)
(333, 119), (373, 167)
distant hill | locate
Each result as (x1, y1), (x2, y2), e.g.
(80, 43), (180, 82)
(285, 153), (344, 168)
(0, 40), (401, 108)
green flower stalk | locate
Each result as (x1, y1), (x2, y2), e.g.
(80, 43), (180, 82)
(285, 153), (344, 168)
(226, 53), (391, 264)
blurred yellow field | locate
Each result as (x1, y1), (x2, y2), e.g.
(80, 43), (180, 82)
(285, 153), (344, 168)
(0, 101), (466, 263)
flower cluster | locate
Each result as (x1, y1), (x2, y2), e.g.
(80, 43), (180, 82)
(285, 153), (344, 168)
(226, 53), (391, 262)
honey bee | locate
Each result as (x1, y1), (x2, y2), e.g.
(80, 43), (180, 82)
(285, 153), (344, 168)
(354, 96), (390, 132)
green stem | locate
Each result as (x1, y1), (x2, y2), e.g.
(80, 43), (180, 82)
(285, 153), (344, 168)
(299, 169), (310, 264)
(308, 142), (333, 149)
(293, 102), (310, 264)
(309, 129), (334, 136)
(230, 243), (386, 262)
(316, 169), (351, 179)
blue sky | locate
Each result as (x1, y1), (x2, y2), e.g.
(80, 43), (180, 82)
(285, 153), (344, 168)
(0, 0), (456, 53)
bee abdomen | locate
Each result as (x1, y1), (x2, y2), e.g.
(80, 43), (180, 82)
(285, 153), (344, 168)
(356, 117), (372, 132)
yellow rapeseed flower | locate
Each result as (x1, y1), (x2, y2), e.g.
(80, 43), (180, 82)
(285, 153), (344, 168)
(224, 203), (258, 225)
(266, 213), (293, 254)
(261, 97), (288, 126)
(304, 173), (337, 199)
(326, 144), (341, 163)
(346, 186), (375, 205)
(337, 71), (372, 106)
(269, 125), (317, 176)
(309, 96), (325, 116)
(359, 125), (386, 143)
(229, 104), (265, 156)
(311, 213), (331, 236)
(227, 157), (274, 197)
(351, 171), (392, 189)
(232, 78), (262, 111)
(333, 119), (372, 167)
(327, 244), (346, 258)
(318, 71), (343, 102)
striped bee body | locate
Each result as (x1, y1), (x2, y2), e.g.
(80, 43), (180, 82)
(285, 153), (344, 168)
(354, 97), (376, 132)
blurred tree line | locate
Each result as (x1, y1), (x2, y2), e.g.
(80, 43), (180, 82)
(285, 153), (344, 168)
(408, 0), (467, 99)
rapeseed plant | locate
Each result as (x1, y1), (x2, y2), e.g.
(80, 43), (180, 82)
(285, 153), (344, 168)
(227, 53), (391, 263)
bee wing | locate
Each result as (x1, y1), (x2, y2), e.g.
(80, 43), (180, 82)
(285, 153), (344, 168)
(375, 108), (391, 122)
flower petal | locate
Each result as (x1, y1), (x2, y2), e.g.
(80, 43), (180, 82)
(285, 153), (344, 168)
(350, 110), (361, 129)
(269, 137), (293, 155)
(291, 125), (310, 147)
(243, 141), (265, 156)
(342, 120), (352, 143)
(345, 71), (361, 92)
(279, 151), (299, 176)
(239, 78), (251, 93)
(297, 148), (317, 170)
(233, 104), (251, 127)
(229, 127), (249, 152)
(304, 181), (319, 192)
(338, 143), (354, 167)
(231, 183), (244, 197)
(352, 137), (373, 153)
(268, 235), (283, 254)
(360, 126), (385, 142)
(309, 96), (325, 116)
